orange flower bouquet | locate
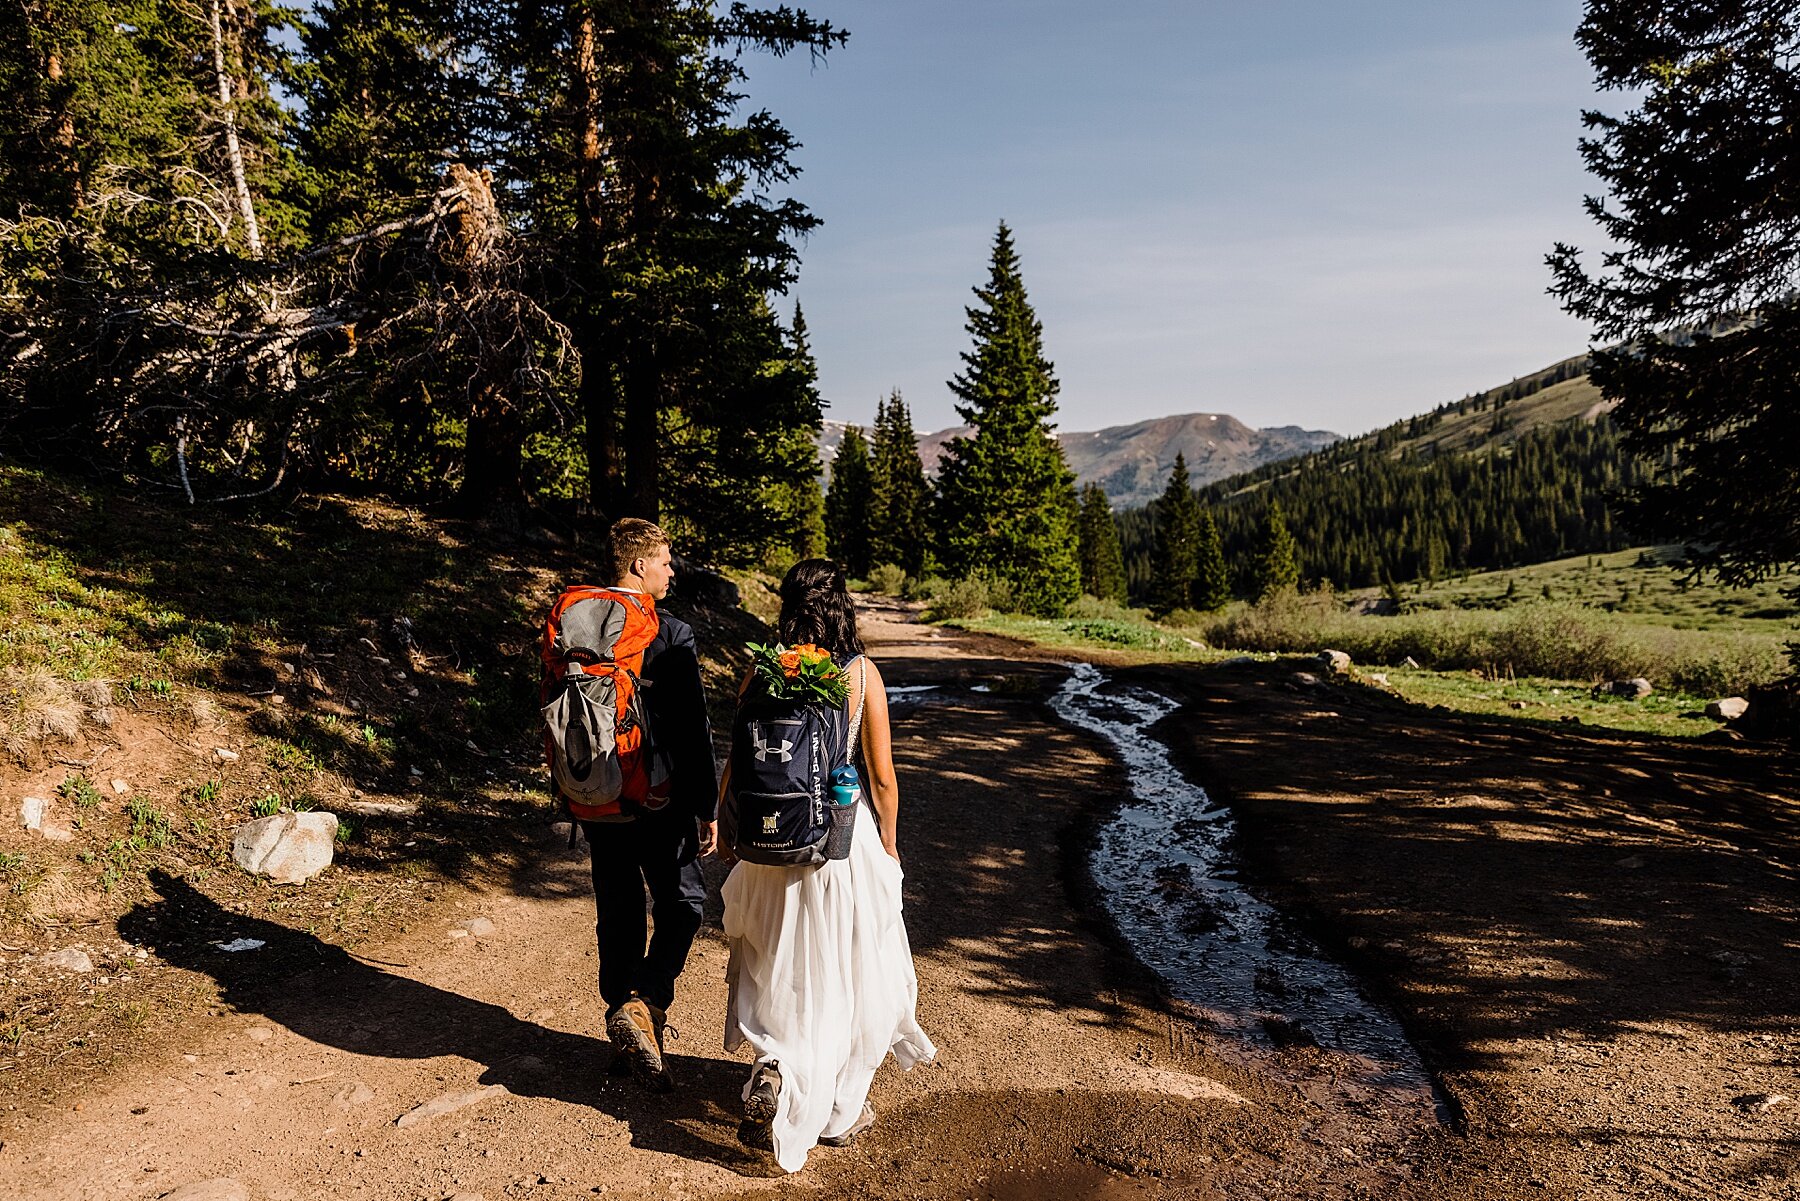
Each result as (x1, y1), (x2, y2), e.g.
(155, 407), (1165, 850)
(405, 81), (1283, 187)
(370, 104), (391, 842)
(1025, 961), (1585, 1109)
(746, 641), (848, 707)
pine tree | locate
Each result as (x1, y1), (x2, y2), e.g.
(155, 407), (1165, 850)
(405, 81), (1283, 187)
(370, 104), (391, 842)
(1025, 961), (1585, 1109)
(1250, 500), (1300, 600)
(1194, 505), (1229, 610)
(824, 425), (873, 578)
(1077, 483), (1127, 602)
(1149, 453), (1200, 614)
(932, 222), (1080, 616)
(867, 390), (930, 575)
(1548, 2), (1800, 586)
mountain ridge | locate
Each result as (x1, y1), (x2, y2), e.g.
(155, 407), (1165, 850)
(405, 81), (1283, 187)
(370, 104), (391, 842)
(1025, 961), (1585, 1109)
(818, 411), (1341, 509)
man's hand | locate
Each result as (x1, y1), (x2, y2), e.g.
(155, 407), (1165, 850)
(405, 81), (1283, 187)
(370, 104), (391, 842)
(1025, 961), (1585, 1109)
(696, 819), (717, 858)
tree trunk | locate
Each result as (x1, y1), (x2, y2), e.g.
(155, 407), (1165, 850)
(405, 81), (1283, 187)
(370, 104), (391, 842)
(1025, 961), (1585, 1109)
(580, 334), (625, 518)
(209, 0), (262, 258)
(460, 382), (526, 514)
(621, 336), (660, 521)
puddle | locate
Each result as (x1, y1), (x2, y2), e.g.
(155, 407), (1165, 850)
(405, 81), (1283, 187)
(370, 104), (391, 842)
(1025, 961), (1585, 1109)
(1050, 663), (1440, 1113)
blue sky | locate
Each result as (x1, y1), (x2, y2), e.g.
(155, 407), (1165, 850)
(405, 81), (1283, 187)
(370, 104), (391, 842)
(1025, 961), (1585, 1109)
(741, 0), (1611, 438)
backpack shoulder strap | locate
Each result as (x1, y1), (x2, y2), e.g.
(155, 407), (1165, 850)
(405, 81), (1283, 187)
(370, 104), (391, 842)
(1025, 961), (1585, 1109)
(846, 655), (867, 753)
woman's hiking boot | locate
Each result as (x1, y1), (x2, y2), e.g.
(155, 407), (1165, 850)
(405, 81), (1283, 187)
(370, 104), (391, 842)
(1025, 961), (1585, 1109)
(606, 996), (671, 1093)
(819, 1102), (876, 1147)
(737, 1061), (782, 1149)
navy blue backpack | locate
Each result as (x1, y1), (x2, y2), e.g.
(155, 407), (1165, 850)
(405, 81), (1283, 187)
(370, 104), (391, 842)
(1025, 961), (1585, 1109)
(728, 687), (851, 866)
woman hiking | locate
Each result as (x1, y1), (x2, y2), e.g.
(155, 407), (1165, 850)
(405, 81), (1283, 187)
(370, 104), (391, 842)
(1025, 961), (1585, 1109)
(716, 558), (936, 1172)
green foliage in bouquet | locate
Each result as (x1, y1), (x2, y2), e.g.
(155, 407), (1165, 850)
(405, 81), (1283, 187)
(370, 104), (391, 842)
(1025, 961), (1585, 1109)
(746, 642), (849, 707)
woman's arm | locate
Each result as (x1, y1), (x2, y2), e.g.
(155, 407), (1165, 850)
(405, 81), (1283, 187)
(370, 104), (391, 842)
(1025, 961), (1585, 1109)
(858, 657), (902, 860)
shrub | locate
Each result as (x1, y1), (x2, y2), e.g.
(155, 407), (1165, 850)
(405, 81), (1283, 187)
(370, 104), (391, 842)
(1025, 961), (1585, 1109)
(867, 563), (907, 596)
(925, 577), (994, 621)
(903, 574), (946, 602)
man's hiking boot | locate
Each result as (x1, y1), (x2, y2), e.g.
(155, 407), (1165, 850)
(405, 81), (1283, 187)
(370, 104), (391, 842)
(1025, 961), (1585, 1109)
(737, 1060), (781, 1149)
(819, 1102), (876, 1147)
(606, 996), (671, 1093)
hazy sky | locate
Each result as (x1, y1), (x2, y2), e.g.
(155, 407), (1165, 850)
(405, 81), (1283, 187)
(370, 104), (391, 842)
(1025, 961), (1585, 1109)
(741, 0), (1612, 439)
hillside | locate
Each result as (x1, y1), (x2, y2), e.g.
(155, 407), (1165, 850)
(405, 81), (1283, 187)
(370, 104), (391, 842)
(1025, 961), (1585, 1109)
(1114, 353), (1642, 596)
(820, 412), (1339, 507)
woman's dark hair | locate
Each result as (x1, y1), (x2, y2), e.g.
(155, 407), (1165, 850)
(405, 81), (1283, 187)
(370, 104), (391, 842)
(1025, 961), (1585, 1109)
(777, 558), (863, 657)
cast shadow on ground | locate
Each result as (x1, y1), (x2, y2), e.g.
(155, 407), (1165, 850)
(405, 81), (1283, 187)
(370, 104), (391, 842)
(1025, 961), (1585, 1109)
(121, 870), (772, 1176)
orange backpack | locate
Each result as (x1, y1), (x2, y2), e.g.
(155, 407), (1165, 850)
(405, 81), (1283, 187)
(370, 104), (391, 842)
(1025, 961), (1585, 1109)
(539, 586), (672, 822)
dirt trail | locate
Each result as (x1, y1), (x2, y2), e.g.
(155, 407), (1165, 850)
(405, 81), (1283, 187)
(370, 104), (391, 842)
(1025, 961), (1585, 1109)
(5, 600), (1437, 1200)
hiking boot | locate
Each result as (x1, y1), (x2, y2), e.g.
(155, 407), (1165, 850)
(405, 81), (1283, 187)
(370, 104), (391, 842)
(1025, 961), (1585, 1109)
(737, 1061), (781, 1150)
(819, 1102), (876, 1147)
(606, 996), (671, 1093)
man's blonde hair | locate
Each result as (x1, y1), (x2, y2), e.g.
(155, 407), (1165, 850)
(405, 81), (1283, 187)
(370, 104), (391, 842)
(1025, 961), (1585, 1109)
(607, 518), (671, 583)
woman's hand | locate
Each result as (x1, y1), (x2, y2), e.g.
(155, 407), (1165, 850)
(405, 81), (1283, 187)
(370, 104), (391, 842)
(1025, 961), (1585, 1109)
(882, 838), (901, 863)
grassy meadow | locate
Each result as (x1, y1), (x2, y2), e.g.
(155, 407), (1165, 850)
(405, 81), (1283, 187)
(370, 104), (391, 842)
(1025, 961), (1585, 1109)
(926, 548), (1797, 739)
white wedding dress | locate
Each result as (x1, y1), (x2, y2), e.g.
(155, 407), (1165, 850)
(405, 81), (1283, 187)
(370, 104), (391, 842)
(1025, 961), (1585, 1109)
(721, 658), (937, 1173)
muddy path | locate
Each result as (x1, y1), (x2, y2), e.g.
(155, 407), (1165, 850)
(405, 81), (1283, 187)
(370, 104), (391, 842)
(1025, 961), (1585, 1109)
(1, 599), (1452, 1201)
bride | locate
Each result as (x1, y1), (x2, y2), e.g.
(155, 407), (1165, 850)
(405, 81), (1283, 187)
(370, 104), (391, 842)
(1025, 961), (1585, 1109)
(716, 558), (936, 1172)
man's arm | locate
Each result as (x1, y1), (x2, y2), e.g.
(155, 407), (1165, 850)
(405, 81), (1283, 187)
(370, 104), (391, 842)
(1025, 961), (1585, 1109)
(643, 614), (719, 823)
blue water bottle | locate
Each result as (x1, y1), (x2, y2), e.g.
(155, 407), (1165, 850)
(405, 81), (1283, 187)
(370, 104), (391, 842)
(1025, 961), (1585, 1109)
(825, 764), (860, 859)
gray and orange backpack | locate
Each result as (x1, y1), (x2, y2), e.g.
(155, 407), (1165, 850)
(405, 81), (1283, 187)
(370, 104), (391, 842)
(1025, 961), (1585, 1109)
(539, 586), (671, 822)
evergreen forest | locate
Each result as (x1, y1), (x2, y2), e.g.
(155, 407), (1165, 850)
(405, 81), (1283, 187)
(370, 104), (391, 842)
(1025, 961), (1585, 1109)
(1116, 400), (1652, 601)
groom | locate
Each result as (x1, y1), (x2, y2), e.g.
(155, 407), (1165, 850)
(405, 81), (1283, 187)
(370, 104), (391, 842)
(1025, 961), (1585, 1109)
(582, 518), (717, 1091)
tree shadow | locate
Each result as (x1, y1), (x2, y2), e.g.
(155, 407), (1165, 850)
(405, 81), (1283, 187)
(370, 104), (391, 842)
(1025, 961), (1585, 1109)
(1117, 659), (1800, 1185)
(121, 870), (768, 1174)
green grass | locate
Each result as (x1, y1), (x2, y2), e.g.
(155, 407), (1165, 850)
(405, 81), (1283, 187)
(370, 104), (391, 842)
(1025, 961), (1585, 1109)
(931, 571), (1792, 738)
(1359, 546), (1800, 634)
(1378, 667), (1720, 738)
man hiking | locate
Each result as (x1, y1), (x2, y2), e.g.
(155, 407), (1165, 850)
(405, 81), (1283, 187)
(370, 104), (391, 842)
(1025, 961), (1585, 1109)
(541, 518), (717, 1091)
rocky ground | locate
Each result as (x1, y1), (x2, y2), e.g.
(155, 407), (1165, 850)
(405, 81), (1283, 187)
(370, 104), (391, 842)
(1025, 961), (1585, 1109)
(2, 600), (1796, 1200)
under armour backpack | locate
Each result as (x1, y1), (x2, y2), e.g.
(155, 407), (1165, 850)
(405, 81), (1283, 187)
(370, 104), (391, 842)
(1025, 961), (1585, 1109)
(539, 586), (671, 822)
(728, 685), (850, 866)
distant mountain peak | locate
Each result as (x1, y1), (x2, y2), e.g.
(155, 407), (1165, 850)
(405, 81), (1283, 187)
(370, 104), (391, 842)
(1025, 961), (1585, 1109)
(819, 412), (1339, 507)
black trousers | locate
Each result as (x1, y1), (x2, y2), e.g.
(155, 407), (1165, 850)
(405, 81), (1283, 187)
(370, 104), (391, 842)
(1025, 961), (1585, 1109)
(582, 812), (706, 1014)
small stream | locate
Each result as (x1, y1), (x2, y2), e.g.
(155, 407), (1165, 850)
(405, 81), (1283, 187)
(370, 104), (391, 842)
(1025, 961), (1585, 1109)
(1048, 662), (1439, 1110)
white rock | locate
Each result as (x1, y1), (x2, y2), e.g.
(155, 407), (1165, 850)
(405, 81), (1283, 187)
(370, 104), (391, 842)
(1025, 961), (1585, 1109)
(19, 795), (50, 830)
(214, 748), (240, 763)
(394, 1085), (508, 1128)
(44, 948), (94, 973)
(332, 1081), (376, 1110)
(109, 778), (130, 795)
(1366, 673), (1389, 686)
(158, 1180), (251, 1201)
(1317, 649), (1352, 674)
(1707, 696), (1749, 721)
(231, 812), (338, 885)
(1402, 656), (1422, 669)
(212, 938), (266, 953)
(341, 799), (419, 818)
(464, 917), (496, 937)
(244, 1026), (274, 1042)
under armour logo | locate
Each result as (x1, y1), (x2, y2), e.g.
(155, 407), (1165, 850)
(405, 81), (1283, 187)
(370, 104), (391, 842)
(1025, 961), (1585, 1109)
(753, 734), (794, 763)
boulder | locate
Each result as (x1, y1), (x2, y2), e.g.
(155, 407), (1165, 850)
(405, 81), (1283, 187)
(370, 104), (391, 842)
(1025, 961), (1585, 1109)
(1595, 678), (1653, 700)
(1291, 672), (1322, 688)
(1402, 656), (1421, 669)
(1706, 696), (1750, 721)
(1316, 649), (1352, 675)
(231, 812), (338, 885)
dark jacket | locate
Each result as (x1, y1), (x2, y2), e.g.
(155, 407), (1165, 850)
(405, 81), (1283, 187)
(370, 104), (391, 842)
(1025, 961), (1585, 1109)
(642, 610), (719, 822)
